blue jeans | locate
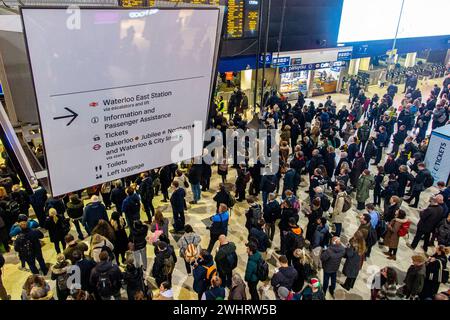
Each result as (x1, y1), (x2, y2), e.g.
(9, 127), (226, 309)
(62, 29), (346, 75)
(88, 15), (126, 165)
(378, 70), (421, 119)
(191, 184), (201, 202)
(323, 272), (337, 295)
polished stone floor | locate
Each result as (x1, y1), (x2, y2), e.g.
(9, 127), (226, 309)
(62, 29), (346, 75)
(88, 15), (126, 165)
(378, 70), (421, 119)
(2, 77), (448, 300)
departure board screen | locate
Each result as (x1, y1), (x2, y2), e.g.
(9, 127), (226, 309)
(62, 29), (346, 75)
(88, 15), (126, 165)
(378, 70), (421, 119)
(119, 0), (258, 38)
(244, 0), (258, 37)
(226, 0), (244, 38)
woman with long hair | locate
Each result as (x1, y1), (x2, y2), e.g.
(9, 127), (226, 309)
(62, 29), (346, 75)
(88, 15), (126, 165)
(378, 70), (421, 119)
(341, 231), (366, 291)
(110, 211), (128, 265)
(292, 248), (316, 293)
(91, 219), (116, 245)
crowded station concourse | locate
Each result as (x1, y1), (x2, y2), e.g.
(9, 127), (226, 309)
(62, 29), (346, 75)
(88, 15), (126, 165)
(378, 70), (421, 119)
(0, 67), (449, 301)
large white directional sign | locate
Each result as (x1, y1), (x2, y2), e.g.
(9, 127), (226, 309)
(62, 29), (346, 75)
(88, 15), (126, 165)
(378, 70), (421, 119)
(22, 7), (221, 196)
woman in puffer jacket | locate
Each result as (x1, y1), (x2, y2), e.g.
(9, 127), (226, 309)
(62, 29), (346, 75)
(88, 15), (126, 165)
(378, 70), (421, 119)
(50, 253), (71, 301)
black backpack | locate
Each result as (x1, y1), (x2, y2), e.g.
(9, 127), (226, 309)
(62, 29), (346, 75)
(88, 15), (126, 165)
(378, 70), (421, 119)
(250, 205), (262, 227)
(57, 272), (70, 291)
(6, 200), (21, 221)
(96, 270), (114, 298)
(225, 251), (238, 271)
(256, 257), (269, 281)
(100, 241), (115, 262)
(321, 196), (331, 212)
(14, 233), (34, 259)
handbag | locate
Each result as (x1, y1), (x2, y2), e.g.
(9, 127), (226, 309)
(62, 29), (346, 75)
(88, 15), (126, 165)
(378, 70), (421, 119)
(438, 260), (449, 284)
(148, 223), (163, 245)
(184, 179), (190, 188)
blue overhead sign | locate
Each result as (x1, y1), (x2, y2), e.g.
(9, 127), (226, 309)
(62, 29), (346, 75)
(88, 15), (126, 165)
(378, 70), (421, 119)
(279, 61), (347, 73)
(259, 53), (272, 64)
(337, 51), (352, 61)
(271, 56), (290, 67)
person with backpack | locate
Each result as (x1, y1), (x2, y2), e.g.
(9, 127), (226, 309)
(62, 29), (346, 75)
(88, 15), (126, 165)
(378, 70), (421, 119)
(285, 217), (305, 265)
(419, 245), (448, 300)
(192, 249), (216, 300)
(202, 275), (226, 300)
(50, 253), (71, 301)
(271, 255), (298, 299)
(151, 240), (176, 287)
(249, 219), (270, 254)
(207, 204), (230, 253)
(405, 163), (434, 208)
(63, 234), (89, 265)
(214, 235), (237, 289)
(14, 214), (48, 275)
(138, 172), (155, 224)
(263, 193), (281, 242)
(90, 251), (122, 300)
(244, 242), (263, 300)
(89, 233), (115, 264)
(45, 208), (69, 254)
(436, 214), (450, 246)
(245, 197), (262, 233)
(10, 184), (30, 216)
(121, 187), (141, 230)
(383, 209), (408, 261)
(122, 255), (146, 300)
(409, 196), (444, 253)
(320, 236), (345, 298)
(177, 224), (201, 275)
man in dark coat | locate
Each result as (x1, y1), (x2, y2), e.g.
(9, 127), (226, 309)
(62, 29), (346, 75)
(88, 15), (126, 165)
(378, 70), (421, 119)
(409, 196), (443, 253)
(90, 251), (123, 300)
(214, 235), (237, 289)
(392, 125), (408, 157)
(170, 181), (186, 233)
(271, 255), (298, 299)
(188, 163), (203, 204)
(139, 172), (154, 224)
(121, 188), (141, 230)
(159, 165), (173, 202)
(82, 195), (108, 234)
(110, 180), (127, 214)
(320, 237), (345, 297)
(14, 215), (48, 275)
(29, 184), (47, 226)
(405, 163), (433, 208)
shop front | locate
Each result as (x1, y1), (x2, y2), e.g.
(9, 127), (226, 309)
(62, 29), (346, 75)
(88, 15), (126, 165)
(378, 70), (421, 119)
(279, 60), (348, 100)
(273, 47), (353, 100)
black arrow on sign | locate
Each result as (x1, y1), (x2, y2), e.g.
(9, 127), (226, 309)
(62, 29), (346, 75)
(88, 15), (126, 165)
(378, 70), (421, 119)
(53, 107), (78, 126)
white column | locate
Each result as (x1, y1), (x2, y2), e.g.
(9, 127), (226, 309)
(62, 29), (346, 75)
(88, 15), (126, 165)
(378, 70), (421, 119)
(348, 58), (360, 75)
(404, 52), (417, 67)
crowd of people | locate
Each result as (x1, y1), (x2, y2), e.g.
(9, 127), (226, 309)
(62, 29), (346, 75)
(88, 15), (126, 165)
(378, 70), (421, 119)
(0, 73), (449, 301)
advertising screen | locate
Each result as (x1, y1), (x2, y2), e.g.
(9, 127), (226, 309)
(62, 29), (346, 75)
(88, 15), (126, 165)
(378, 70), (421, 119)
(338, 0), (450, 43)
(22, 7), (221, 196)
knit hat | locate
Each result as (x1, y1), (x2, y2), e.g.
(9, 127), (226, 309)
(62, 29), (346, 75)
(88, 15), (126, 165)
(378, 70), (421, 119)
(277, 287), (290, 300)
(310, 278), (320, 288)
(17, 214), (28, 222)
